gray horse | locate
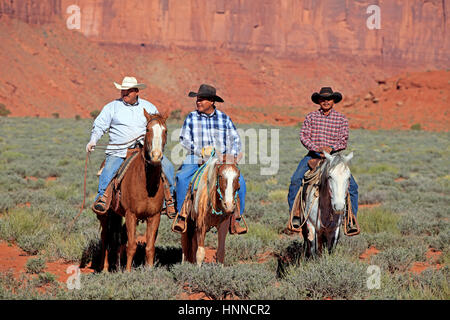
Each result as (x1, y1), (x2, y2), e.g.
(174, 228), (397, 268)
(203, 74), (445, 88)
(301, 151), (354, 257)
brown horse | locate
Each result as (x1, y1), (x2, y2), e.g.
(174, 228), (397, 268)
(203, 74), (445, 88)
(181, 153), (242, 265)
(98, 110), (168, 272)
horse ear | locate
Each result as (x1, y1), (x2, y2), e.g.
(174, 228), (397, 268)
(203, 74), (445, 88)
(323, 151), (333, 162)
(143, 109), (151, 122)
(159, 111), (169, 122)
(234, 152), (243, 164)
(344, 152), (354, 163)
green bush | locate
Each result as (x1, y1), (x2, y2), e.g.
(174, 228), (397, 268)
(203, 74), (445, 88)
(25, 257), (47, 274)
(89, 110), (100, 119)
(358, 208), (401, 234)
(0, 103), (11, 117)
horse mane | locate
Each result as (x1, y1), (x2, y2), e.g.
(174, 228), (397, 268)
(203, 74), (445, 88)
(321, 152), (348, 186)
(147, 113), (167, 124)
(193, 156), (219, 226)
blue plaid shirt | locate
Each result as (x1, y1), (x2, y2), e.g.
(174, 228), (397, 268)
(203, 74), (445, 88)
(180, 108), (241, 157)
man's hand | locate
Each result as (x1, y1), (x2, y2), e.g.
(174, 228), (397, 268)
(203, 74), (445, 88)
(318, 146), (332, 158)
(201, 146), (214, 159)
(86, 141), (96, 153)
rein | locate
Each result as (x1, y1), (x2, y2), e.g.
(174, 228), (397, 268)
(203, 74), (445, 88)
(66, 134), (148, 236)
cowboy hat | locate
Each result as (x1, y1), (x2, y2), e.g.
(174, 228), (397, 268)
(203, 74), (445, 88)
(188, 84), (224, 103)
(114, 76), (147, 90)
(311, 87), (342, 104)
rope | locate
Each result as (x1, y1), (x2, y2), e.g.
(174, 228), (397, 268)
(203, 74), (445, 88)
(66, 151), (90, 237)
(66, 135), (145, 236)
(288, 166), (322, 232)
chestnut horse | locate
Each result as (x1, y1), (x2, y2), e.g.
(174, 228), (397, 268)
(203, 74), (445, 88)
(300, 151), (354, 257)
(181, 153), (242, 266)
(98, 110), (168, 272)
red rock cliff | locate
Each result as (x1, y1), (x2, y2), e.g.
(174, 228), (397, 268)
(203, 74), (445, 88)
(1, 0), (448, 66)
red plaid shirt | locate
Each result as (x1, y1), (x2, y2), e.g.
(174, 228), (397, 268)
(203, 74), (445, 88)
(300, 108), (349, 152)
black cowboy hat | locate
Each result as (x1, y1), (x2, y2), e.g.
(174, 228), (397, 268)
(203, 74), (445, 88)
(188, 84), (224, 103)
(311, 87), (342, 104)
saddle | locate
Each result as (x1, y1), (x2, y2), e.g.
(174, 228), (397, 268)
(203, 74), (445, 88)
(287, 160), (360, 236)
(92, 148), (141, 215)
(171, 157), (244, 234)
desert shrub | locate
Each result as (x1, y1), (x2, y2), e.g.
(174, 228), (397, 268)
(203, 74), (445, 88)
(371, 246), (424, 274)
(282, 253), (367, 299)
(51, 113), (60, 119)
(358, 207), (401, 234)
(74, 115), (81, 121)
(0, 271), (63, 299)
(25, 257), (47, 274)
(169, 109), (183, 121)
(0, 208), (55, 254)
(334, 234), (369, 260)
(410, 123), (422, 131)
(0, 103), (11, 117)
(89, 109), (100, 119)
(225, 236), (265, 264)
(171, 263), (275, 300)
(59, 267), (180, 300)
(37, 272), (57, 285)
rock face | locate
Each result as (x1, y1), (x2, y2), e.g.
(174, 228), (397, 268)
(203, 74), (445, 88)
(1, 0), (449, 66)
(0, 0), (60, 24)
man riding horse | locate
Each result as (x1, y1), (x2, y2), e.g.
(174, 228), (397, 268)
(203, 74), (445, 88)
(86, 76), (175, 217)
(172, 84), (247, 234)
(288, 87), (359, 234)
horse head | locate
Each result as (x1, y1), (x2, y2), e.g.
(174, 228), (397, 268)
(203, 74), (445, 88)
(323, 151), (354, 214)
(143, 109), (168, 164)
(212, 153), (242, 215)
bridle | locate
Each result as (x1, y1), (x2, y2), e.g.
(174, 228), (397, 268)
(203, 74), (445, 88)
(142, 117), (166, 165)
(211, 163), (240, 216)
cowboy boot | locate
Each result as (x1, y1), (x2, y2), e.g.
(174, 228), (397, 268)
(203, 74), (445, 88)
(345, 194), (360, 235)
(172, 209), (188, 233)
(161, 174), (177, 219)
(92, 183), (113, 215)
(172, 191), (192, 233)
(232, 218), (247, 235)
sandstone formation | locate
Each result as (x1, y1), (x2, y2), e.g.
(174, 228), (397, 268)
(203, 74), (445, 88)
(1, 0), (449, 66)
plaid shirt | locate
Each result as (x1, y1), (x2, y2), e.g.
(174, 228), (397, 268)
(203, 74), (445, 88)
(300, 108), (349, 152)
(180, 108), (241, 157)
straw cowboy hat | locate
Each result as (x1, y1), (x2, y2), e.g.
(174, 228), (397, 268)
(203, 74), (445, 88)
(188, 84), (224, 103)
(114, 76), (147, 90)
(311, 87), (342, 104)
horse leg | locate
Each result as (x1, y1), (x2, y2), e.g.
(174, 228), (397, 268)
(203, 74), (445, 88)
(97, 215), (109, 272)
(145, 214), (161, 268)
(195, 229), (206, 266)
(125, 211), (137, 272)
(216, 218), (231, 264)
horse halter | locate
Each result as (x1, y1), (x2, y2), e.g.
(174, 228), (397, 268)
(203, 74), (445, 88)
(143, 117), (166, 164)
(213, 163), (240, 216)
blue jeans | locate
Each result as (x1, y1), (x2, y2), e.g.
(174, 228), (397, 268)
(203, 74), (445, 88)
(96, 154), (175, 200)
(287, 152), (359, 217)
(175, 155), (246, 215)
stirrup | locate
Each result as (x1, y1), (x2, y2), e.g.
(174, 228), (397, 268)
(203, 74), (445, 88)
(230, 216), (248, 235)
(162, 203), (177, 219)
(171, 214), (187, 234)
(92, 199), (108, 215)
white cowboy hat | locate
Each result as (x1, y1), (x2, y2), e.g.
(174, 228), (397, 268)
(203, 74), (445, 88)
(114, 76), (147, 90)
